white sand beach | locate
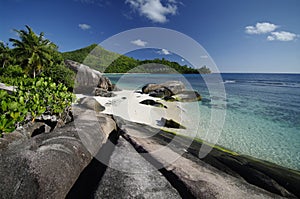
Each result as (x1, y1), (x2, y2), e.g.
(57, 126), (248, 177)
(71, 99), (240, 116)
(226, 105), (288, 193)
(93, 90), (200, 135)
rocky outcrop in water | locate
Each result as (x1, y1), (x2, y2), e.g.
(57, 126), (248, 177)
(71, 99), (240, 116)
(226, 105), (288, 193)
(142, 81), (185, 97)
(139, 99), (167, 108)
(160, 117), (186, 129)
(142, 81), (201, 102)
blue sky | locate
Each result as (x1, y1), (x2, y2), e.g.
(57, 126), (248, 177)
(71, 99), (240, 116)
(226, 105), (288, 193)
(1, 0), (300, 73)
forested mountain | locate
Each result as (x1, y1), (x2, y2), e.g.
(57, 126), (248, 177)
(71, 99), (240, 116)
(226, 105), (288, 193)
(62, 44), (211, 74)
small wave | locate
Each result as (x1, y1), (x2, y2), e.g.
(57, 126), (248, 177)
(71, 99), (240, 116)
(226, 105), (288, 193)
(250, 82), (300, 88)
(223, 80), (236, 84)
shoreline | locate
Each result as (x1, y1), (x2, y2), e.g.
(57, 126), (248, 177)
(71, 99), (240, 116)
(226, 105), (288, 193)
(88, 89), (300, 173)
(94, 89), (198, 135)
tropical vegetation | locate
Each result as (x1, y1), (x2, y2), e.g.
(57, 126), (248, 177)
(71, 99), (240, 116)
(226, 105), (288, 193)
(0, 26), (75, 136)
(62, 44), (212, 74)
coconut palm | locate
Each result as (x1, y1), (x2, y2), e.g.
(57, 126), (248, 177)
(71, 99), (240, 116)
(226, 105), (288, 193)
(9, 25), (57, 78)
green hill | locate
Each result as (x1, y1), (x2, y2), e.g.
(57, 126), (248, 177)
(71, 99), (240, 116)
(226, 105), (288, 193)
(62, 44), (211, 74)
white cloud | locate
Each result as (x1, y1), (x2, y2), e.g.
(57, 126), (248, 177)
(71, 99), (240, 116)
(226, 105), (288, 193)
(131, 39), (148, 47)
(125, 0), (177, 23)
(200, 55), (208, 59)
(181, 58), (185, 62)
(245, 22), (278, 34)
(157, 48), (171, 55)
(267, 31), (298, 41)
(78, 23), (91, 30)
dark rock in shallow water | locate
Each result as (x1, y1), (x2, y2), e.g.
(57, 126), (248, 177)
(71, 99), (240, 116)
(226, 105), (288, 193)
(173, 90), (202, 102)
(160, 117), (186, 129)
(94, 88), (116, 97)
(149, 87), (173, 98)
(163, 96), (177, 102)
(142, 81), (185, 96)
(139, 99), (167, 108)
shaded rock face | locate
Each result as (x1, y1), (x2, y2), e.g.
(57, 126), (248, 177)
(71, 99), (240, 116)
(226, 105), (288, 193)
(95, 75), (120, 97)
(139, 99), (167, 108)
(97, 76), (113, 91)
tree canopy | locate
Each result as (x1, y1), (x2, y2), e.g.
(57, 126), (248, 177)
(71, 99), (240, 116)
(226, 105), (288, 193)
(62, 45), (212, 74)
(9, 25), (60, 78)
(0, 25), (75, 89)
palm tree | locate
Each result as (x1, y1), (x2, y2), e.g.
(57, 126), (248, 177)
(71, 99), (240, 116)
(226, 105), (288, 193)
(0, 42), (11, 68)
(9, 25), (57, 78)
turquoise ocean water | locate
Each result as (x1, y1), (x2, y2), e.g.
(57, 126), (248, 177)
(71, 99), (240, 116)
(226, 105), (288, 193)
(106, 73), (300, 170)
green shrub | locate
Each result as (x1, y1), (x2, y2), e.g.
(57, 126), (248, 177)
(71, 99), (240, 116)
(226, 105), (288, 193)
(0, 76), (75, 137)
(1, 65), (24, 78)
(42, 64), (75, 90)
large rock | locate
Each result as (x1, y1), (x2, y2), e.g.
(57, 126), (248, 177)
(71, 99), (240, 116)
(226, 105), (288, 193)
(173, 90), (202, 102)
(142, 81), (185, 96)
(94, 88), (116, 97)
(94, 137), (181, 199)
(97, 76), (112, 91)
(0, 105), (116, 199)
(65, 60), (102, 95)
(79, 97), (105, 112)
(116, 118), (295, 198)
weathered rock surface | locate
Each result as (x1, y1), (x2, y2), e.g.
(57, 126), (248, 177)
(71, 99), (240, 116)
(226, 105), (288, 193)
(97, 76), (113, 91)
(94, 137), (181, 199)
(65, 60), (102, 87)
(115, 117), (299, 199)
(78, 97), (105, 112)
(94, 88), (116, 97)
(139, 99), (167, 108)
(142, 81), (185, 96)
(142, 81), (202, 102)
(0, 105), (116, 199)
(0, 122), (52, 151)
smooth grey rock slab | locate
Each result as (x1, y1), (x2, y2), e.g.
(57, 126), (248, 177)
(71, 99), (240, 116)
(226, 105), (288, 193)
(94, 137), (181, 199)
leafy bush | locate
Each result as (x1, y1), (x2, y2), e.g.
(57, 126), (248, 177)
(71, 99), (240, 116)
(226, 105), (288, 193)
(0, 76), (75, 136)
(42, 64), (75, 90)
(0, 65), (24, 78)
